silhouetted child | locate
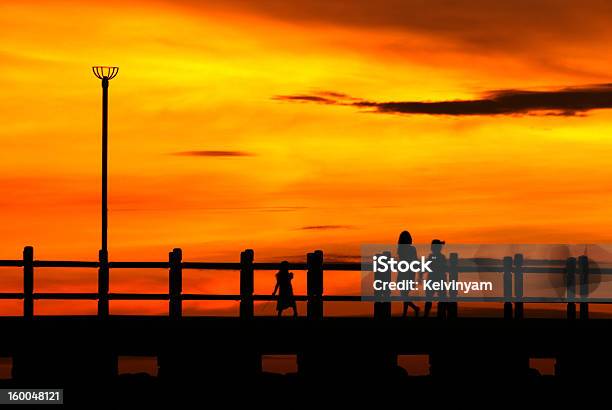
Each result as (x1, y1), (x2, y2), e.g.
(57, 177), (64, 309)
(272, 261), (298, 317)
(397, 230), (420, 317)
(424, 239), (448, 318)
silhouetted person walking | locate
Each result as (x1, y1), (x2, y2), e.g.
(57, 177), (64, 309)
(272, 261), (298, 317)
(397, 231), (420, 317)
(424, 239), (448, 318)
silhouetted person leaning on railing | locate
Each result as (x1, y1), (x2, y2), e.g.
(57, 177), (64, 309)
(398, 230), (420, 317)
(272, 261), (298, 317)
(424, 239), (448, 319)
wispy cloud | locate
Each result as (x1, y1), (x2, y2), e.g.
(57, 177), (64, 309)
(178, 0), (612, 66)
(272, 252), (361, 262)
(273, 91), (362, 105)
(272, 94), (337, 104)
(172, 150), (256, 157)
(113, 205), (307, 212)
(299, 225), (354, 230)
(275, 84), (612, 116)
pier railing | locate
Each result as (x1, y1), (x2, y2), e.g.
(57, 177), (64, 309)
(0, 246), (607, 320)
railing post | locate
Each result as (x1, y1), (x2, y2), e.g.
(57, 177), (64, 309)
(513, 254), (524, 319)
(169, 248), (182, 319)
(578, 255), (589, 320)
(566, 257), (576, 320)
(240, 249), (254, 319)
(374, 252), (392, 319)
(503, 256), (513, 320)
(307, 250), (323, 319)
(23, 246), (34, 318)
(98, 249), (109, 317)
(448, 252), (459, 318)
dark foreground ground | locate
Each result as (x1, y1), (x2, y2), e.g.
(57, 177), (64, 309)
(1, 316), (611, 405)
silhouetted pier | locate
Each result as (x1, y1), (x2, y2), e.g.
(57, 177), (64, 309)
(1, 246), (611, 389)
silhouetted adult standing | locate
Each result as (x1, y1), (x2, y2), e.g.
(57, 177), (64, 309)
(397, 231), (420, 317)
(424, 239), (448, 318)
(272, 261), (298, 317)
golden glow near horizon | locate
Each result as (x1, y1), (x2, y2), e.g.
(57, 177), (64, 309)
(2, 0), (612, 314)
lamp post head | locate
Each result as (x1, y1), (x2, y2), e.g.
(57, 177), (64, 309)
(92, 66), (119, 80)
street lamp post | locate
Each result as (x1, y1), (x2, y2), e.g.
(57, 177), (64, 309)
(92, 66), (118, 317)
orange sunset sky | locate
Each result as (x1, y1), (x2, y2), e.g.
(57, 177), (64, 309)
(2, 1), (612, 314)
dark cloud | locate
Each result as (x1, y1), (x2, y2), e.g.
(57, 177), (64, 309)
(299, 225), (353, 230)
(275, 84), (612, 116)
(315, 91), (362, 101)
(172, 150), (255, 157)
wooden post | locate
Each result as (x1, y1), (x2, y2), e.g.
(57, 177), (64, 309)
(239, 249), (254, 319)
(513, 254), (524, 319)
(566, 257), (576, 320)
(448, 252), (459, 318)
(307, 250), (323, 319)
(374, 252), (392, 319)
(503, 256), (513, 320)
(98, 249), (109, 317)
(169, 248), (182, 319)
(579, 255), (589, 320)
(23, 246), (34, 318)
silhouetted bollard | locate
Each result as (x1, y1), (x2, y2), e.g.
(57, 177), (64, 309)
(98, 249), (109, 317)
(579, 255), (589, 319)
(514, 254), (524, 319)
(169, 248), (182, 319)
(374, 252), (392, 319)
(503, 256), (513, 320)
(307, 250), (324, 319)
(23, 246), (34, 318)
(566, 257), (576, 320)
(239, 249), (254, 319)
(447, 252), (459, 318)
